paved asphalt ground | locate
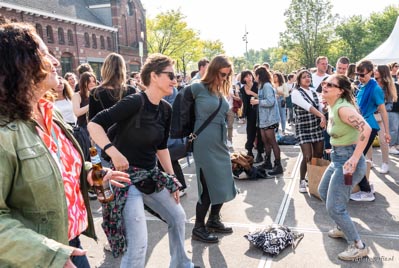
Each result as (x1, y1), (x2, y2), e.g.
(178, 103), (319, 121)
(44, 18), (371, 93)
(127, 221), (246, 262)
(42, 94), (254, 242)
(81, 121), (399, 268)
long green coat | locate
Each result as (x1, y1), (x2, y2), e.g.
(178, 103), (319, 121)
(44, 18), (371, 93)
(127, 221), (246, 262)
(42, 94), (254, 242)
(192, 83), (237, 204)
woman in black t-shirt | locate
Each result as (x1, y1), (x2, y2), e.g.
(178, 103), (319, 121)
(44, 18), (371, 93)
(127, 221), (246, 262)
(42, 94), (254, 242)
(88, 54), (194, 268)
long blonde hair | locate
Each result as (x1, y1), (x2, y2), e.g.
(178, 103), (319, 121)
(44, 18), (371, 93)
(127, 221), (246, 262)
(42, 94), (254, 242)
(98, 52), (127, 100)
(376, 65), (398, 102)
(201, 55), (233, 97)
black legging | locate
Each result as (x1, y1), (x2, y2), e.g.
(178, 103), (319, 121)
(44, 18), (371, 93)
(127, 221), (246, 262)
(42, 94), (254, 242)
(358, 128), (379, 192)
(299, 141), (324, 181)
(195, 169), (223, 227)
(260, 128), (280, 161)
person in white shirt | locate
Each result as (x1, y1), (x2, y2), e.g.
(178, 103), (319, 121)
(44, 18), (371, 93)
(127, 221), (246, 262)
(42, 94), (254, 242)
(335, 56), (350, 76)
(292, 70), (326, 193)
(312, 56), (329, 90)
(54, 77), (76, 125)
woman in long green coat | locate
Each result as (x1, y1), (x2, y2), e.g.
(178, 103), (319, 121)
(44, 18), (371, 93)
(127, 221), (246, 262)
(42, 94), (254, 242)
(191, 55), (237, 243)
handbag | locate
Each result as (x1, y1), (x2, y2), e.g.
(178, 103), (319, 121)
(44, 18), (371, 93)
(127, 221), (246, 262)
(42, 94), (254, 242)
(185, 97), (223, 153)
(307, 157), (330, 199)
(168, 138), (188, 161)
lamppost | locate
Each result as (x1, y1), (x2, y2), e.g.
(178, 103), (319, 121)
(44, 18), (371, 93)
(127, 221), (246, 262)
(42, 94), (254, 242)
(242, 25), (248, 61)
(139, 31), (144, 69)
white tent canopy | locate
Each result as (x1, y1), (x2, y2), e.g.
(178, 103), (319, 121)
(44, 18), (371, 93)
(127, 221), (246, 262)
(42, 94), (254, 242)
(362, 16), (399, 65)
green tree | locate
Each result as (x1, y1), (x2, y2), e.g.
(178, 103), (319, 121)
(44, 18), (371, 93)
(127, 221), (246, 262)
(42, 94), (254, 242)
(202, 40), (225, 60)
(280, 0), (336, 68)
(364, 5), (399, 54)
(146, 9), (200, 74)
(335, 15), (368, 62)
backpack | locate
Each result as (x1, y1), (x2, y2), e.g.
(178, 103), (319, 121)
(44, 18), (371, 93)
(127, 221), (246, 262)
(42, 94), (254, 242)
(170, 84), (196, 139)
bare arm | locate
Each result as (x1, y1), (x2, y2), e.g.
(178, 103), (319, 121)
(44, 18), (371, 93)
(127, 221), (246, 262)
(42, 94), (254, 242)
(309, 106), (326, 128)
(87, 122), (129, 171)
(339, 106), (371, 171)
(377, 103), (391, 144)
(72, 93), (88, 117)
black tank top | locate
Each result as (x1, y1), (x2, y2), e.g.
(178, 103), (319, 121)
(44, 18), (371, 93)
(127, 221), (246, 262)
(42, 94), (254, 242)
(77, 97), (89, 128)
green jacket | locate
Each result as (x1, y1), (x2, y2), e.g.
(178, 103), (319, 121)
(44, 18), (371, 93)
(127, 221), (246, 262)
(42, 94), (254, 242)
(0, 112), (96, 267)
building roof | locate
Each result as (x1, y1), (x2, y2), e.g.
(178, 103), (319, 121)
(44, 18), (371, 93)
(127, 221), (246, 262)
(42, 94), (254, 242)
(0, 0), (109, 26)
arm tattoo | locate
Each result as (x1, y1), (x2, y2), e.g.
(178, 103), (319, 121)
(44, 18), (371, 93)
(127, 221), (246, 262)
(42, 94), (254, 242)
(348, 115), (365, 133)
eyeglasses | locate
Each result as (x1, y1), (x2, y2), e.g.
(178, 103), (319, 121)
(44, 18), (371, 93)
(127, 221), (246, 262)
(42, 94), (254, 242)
(321, 81), (340, 88)
(219, 72), (230, 78)
(355, 71), (371, 78)
(160, 71), (176, 80)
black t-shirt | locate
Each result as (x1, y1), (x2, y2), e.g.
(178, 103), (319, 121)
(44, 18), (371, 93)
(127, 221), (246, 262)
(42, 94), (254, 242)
(91, 93), (171, 169)
(88, 85), (137, 120)
(239, 82), (259, 118)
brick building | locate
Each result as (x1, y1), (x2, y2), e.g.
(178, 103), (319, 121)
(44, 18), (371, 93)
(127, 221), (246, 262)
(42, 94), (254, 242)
(0, 0), (147, 78)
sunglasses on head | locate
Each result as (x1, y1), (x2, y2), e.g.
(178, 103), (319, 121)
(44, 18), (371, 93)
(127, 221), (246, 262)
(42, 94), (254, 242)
(160, 71), (176, 80)
(355, 71), (371, 78)
(219, 72), (230, 78)
(321, 81), (340, 88)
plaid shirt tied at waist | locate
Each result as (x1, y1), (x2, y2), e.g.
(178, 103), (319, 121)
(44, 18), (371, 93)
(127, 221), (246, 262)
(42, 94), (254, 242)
(101, 166), (181, 257)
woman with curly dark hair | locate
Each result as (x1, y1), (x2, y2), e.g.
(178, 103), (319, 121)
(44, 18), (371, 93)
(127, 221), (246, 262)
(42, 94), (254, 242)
(0, 22), (129, 267)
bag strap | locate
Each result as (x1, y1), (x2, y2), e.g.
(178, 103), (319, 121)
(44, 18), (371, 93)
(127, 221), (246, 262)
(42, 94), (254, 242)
(298, 88), (318, 109)
(189, 96), (222, 140)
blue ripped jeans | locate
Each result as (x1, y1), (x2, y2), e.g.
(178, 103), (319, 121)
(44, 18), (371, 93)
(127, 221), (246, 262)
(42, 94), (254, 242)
(318, 144), (366, 243)
(121, 185), (193, 268)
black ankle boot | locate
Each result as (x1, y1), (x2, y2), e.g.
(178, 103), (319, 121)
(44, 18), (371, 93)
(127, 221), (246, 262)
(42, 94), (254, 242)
(261, 154), (273, 170)
(255, 153), (264, 163)
(206, 214), (233, 234)
(268, 159), (283, 176)
(192, 226), (219, 243)
(247, 150), (254, 158)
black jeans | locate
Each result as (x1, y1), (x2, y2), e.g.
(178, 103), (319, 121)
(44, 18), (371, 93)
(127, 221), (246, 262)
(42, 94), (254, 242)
(358, 128), (379, 192)
(69, 236), (90, 268)
(245, 108), (264, 154)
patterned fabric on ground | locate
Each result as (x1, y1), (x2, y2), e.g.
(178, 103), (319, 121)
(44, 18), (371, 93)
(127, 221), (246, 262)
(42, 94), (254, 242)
(245, 225), (304, 256)
(101, 166), (181, 257)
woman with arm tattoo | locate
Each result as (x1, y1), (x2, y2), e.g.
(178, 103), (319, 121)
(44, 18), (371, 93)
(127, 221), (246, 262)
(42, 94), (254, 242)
(318, 74), (371, 261)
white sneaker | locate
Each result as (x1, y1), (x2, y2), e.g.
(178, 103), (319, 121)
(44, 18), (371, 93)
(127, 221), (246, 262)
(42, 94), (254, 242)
(370, 183), (375, 194)
(389, 147), (399, 155)
(226, 140), (233, 149)
(378, 163), (389, 174)
(350, 191), (375, 202)
(299, 180), (307, 193)
(338, 243), (369, 261)
(328, 226), (345, 239)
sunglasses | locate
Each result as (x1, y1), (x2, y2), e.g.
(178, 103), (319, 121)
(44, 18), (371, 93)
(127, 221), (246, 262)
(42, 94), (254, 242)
(355, 71), (371, 78)
(321, 81), (340, 88)
(219, 72), (230, 78)
(160, 71), (176, 80)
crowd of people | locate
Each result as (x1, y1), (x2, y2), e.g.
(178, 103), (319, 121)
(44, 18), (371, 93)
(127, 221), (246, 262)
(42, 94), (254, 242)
(2, 19), (399, 267)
